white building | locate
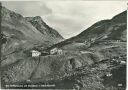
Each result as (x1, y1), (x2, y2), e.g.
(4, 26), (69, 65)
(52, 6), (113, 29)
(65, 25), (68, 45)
(118, 83), (123, 87)
(31, 50), (41, 57)
(50, 48), (63, 55)
(120, 61), (126, 65)
(57, 49), (63, 55)
(50, 48), (58, 55)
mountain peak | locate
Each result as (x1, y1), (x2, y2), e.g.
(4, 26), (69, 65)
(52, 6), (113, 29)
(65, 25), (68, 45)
(25, 16), (50, 30)
(25, 16), (64, 40)
(1, 6), (64, 48)
(25, 16), (42, 22)
(34, 16), (42, 19)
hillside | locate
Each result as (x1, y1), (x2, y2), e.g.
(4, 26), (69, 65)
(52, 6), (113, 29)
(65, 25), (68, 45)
(1, 6), (126, 90)
(1, 6), (64, 86)
(25, 16), (64, 43)
(1, 6), (63, 66)
(71, 10), (126, 42)
(35, 10), (126, 90)
(47, 11), (126, 50)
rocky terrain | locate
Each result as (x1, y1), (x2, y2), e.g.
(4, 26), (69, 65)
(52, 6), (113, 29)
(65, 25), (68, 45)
(25, 16), (63, 44)
(1, 5), (126, 90)
(1, 6), (63, 66)
(0, 6), (63, 87)
(47, 11), (126, 49)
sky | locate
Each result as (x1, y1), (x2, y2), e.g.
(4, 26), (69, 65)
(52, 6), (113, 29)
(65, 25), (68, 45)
(2, 1), (127, 39)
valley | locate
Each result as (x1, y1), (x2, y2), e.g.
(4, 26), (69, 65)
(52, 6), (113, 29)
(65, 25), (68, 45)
(0, 5), (127, 90)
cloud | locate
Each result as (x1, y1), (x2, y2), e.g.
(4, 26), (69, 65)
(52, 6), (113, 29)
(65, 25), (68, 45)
(2, 1), (52, 16)
(2, 1), (127, 39)
(42, 13), (90, 38)
(42, 1), (127, 38)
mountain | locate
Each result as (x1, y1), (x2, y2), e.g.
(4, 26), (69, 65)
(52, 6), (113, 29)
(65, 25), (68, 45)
(1, 6), (64, 83)
(1, 6), (63, 56)
(74, 10), (126, 42)
(39, 10), (126, 90)
(47, 11), (126, 63)
(47, 10), (126, 50)
(25, 16), (64, 43)
(1, 6), (126, 90)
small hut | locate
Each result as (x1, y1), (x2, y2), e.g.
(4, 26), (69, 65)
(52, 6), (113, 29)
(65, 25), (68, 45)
(50, 48), (63, 55)
(31, 50), (41, 57)
(50, 48), (58, 55)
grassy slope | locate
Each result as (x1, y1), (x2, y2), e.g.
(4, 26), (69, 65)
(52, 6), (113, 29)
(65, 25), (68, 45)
(1, 8), (126, 90)
(1, 6), (64, 85)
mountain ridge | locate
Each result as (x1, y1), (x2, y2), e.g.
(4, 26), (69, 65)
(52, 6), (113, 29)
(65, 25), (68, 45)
(1, 6), (126, 90)
(1, 6), (64, 49)
(25, 16), (64, 40)
(46, 10), (126, 50)
(1, 6), (64, 67)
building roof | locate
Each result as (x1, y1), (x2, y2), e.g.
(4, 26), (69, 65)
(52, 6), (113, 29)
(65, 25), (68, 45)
(31, 50), (40, 52)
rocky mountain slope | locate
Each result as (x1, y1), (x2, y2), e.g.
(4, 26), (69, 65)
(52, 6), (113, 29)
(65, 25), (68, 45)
(1, 6), (126, 90)
(1, 6), (64, 87)
(74, 10), (126, 42)
(1, 6), (63, 50)
(25, 16), (63, 43)
(48, 11), (126, 50)
(30, 10), (126, 90)
(1, 6), (63, 66)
